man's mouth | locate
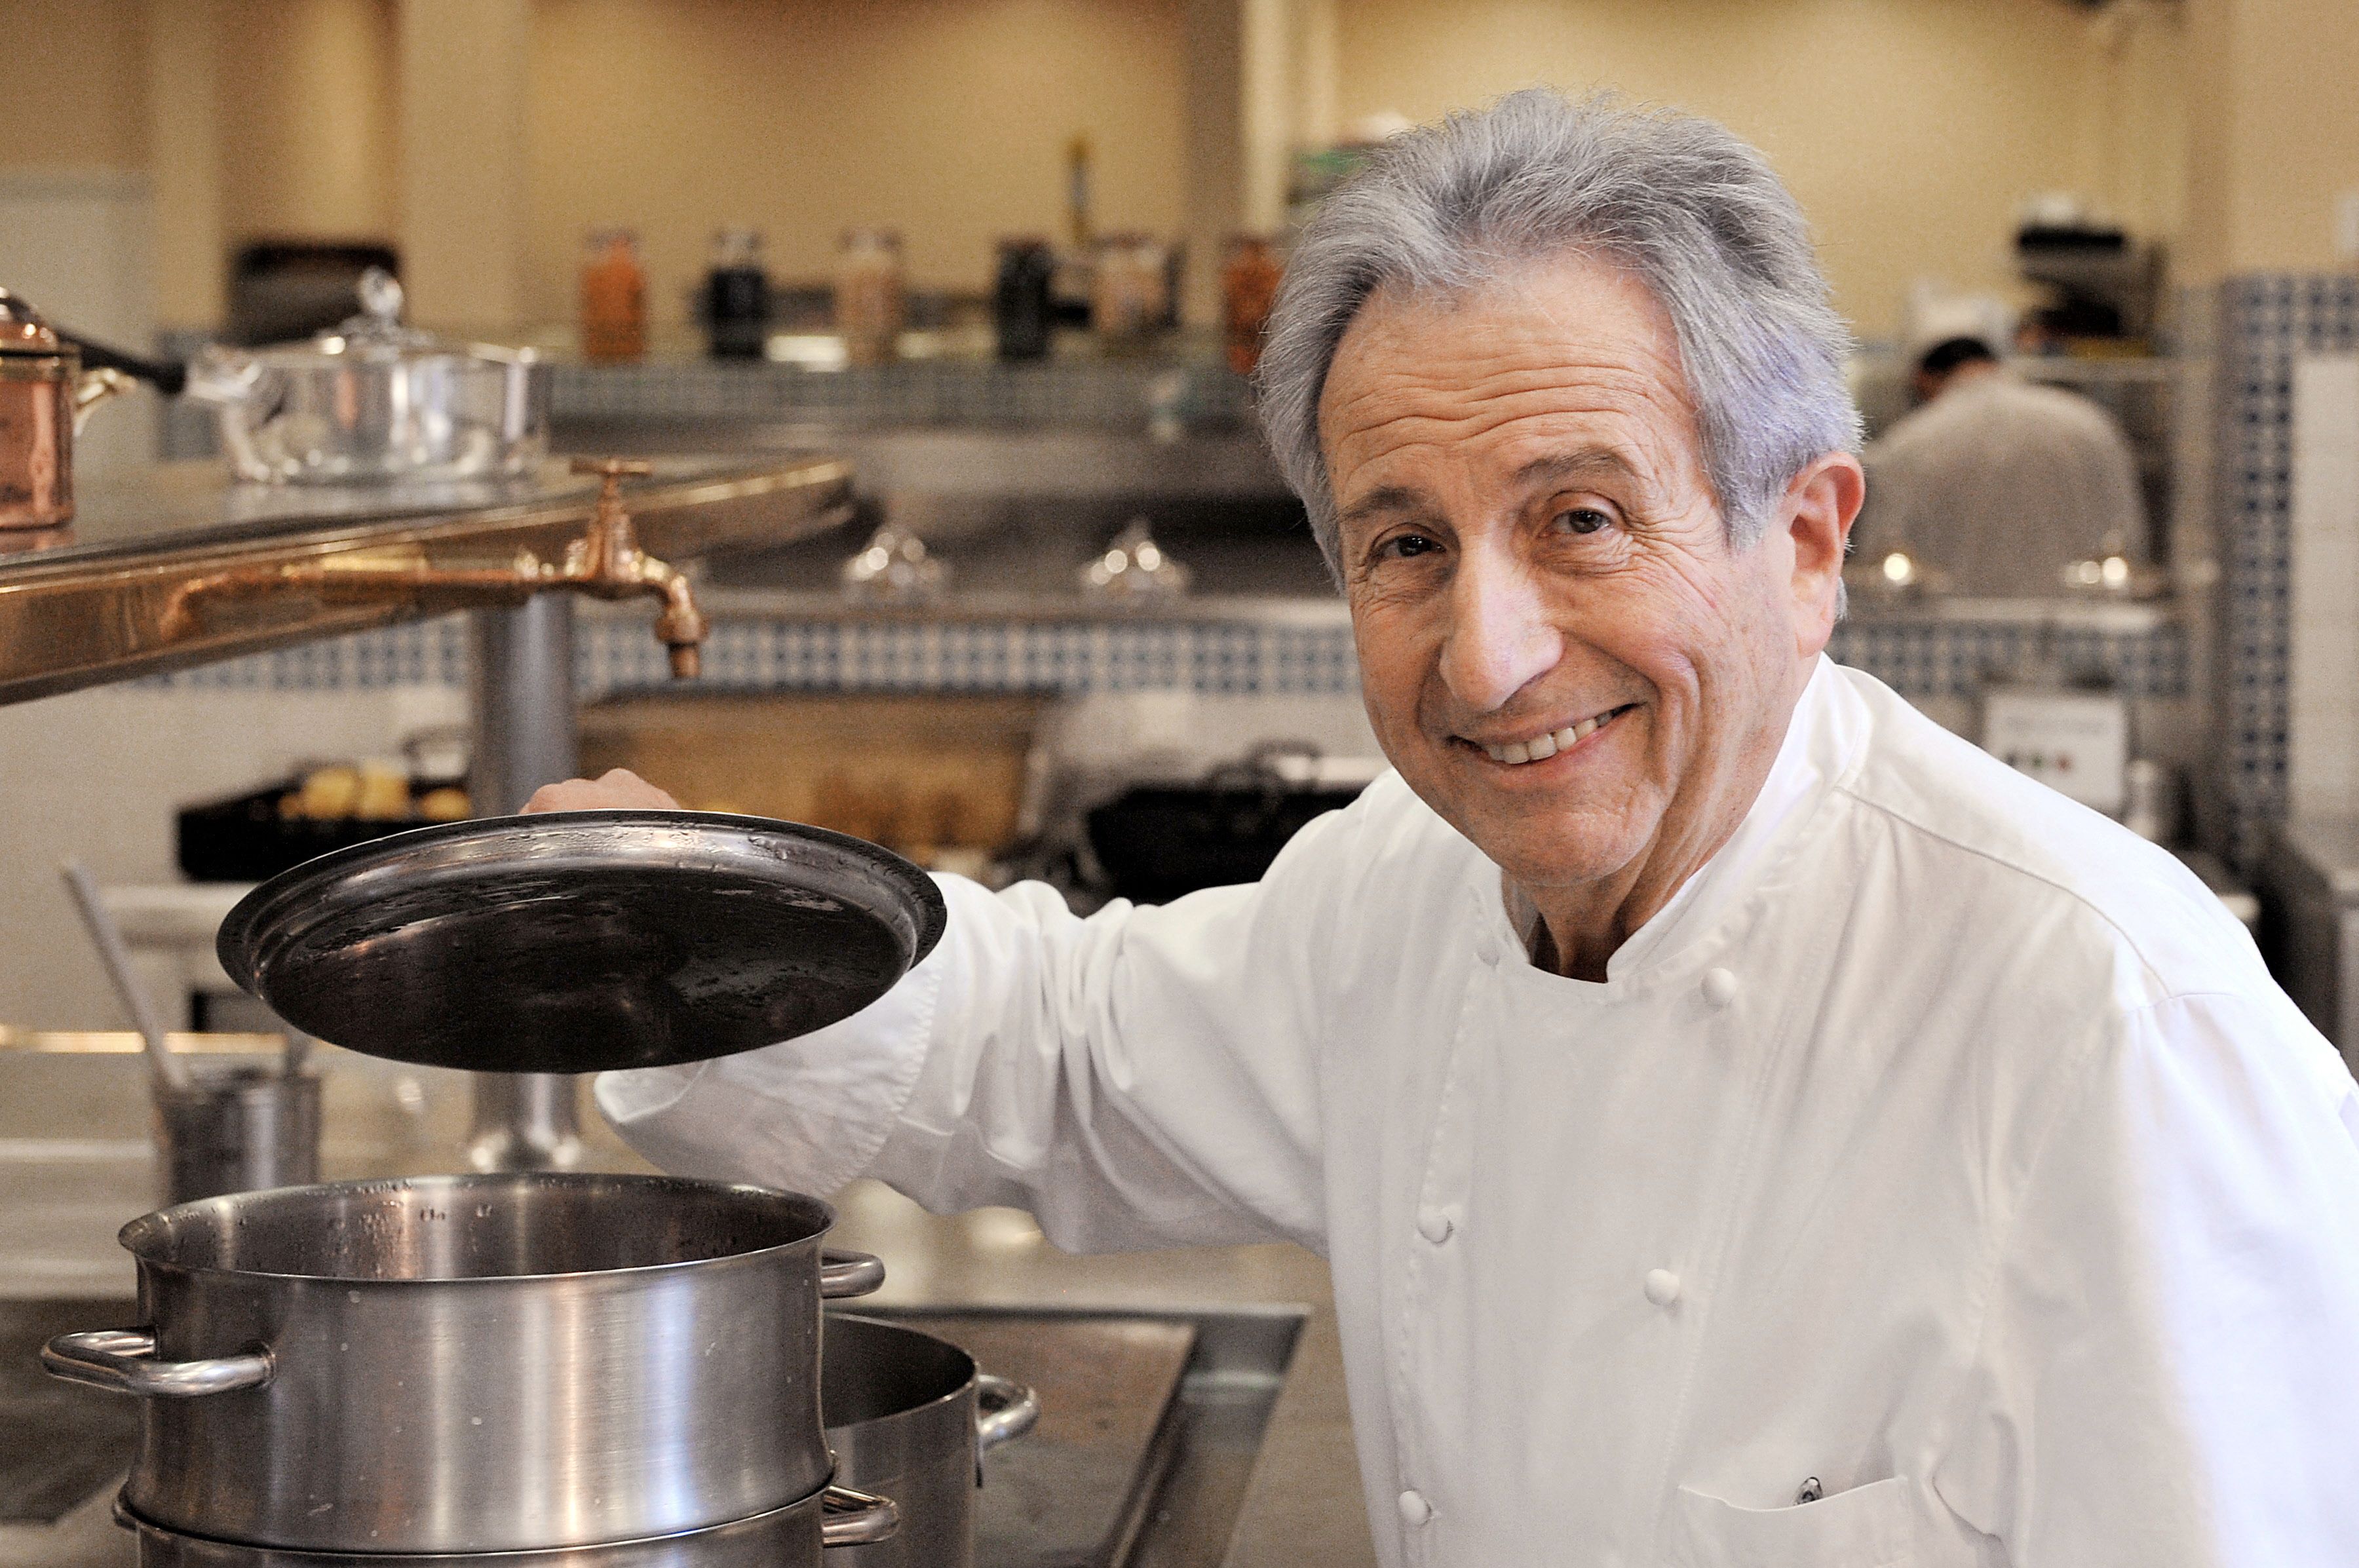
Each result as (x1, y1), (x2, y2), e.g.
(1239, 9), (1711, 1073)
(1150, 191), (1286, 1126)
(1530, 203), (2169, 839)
(1467, 704), (1637, 766)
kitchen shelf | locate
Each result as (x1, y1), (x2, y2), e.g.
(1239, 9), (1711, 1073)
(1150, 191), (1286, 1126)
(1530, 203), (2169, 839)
(0, 454), (853, 705)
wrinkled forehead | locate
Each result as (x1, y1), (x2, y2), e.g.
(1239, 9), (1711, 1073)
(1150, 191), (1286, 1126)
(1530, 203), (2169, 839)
(1316, 254), (1706, 484)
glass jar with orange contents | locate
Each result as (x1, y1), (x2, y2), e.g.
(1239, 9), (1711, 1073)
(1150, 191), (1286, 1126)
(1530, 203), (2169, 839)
(580, 227), (647, 365)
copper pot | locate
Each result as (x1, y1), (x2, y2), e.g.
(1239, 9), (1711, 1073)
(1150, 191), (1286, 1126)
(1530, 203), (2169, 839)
(0, 286), (136, 533)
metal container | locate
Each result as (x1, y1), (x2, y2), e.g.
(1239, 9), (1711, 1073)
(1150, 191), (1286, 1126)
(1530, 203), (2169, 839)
(43, 1173), (886, 1554)
(0, 286), (135, 531)
(822, 1315), (1041, 1568)
(111, 1483), (898, 1568)
(153, 1063), (322, 1204)
(188, 269), (547, 486)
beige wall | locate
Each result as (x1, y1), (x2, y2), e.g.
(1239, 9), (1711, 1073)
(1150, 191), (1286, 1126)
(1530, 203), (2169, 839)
(2184, 0), (2359, 278)
(5, 0), (150, 169)
(527, 0), (1189, 328)
(214, 0), (399, 247)
(1330, 0), (2187, 339)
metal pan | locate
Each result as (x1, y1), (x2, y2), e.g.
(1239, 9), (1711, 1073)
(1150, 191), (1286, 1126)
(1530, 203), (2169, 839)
(216, 810), (946, 1075)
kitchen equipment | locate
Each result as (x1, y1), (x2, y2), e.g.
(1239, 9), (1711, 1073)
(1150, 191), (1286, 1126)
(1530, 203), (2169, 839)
(0, 286), (137, 531)
(1078, 518), (1190, 602)
(215, 809), (946, 1075)
(821, 1314), (1040, 1568)
(1090, 235), (1170, 353)
(1981, 682), (2130, 814)
(1220, 235), (1281, 375)
(185, 268), (547, 485)
(1086, 744), (1373, 904)
(109, 1485), (898, 1568)
(151, 1062), (322, 1204)
(43, 1172), (888, 1553)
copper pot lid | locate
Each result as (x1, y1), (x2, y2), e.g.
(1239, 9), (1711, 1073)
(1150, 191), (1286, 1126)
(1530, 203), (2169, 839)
(218, 811), (946, 1074)
(0, 287), (62, 356)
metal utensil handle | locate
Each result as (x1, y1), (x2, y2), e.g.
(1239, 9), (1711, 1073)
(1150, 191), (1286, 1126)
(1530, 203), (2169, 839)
(974, 1373), (1041, 1453)
(42, 1329), (274, 1398)
(818, 1484), (899, 1548)
(818, 1250), (886, 1298)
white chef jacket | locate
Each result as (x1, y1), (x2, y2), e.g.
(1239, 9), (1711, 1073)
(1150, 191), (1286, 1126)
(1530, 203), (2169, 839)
(601, 659), (2359, 1568)
(1864, 374), (2145, 597)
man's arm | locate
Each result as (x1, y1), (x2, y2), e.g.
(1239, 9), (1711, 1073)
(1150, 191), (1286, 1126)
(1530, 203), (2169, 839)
(1932, 989), (2359, 1565)
(597, 797), (1369, 1254)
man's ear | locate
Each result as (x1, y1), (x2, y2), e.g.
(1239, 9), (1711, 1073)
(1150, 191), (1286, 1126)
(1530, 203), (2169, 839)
(1780, 452), (1864, 654)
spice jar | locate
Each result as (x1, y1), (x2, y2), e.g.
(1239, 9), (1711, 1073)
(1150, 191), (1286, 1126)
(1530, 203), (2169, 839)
(704, 228), (770, 360)
(580, 227), (647, 365)
(835, 228), (906, 367)
(993, 237), (1056, 362)
(1221, 235), (1282, 376)
(1091, 233), (1170, 355)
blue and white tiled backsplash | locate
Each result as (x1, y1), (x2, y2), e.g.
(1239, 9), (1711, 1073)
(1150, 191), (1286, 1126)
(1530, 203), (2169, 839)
(138, 604), (2186, 706)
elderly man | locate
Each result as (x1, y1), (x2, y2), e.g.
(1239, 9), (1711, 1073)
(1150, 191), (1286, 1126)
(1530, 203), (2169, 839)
(538, 92), (2359, 1566)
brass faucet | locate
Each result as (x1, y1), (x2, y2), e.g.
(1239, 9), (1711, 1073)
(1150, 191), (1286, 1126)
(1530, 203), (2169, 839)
(159, 457), (709, 678)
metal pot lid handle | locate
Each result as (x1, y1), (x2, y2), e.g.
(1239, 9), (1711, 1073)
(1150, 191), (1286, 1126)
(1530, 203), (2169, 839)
(42, 1329), (274, 1398)
(818, 1250), (887, 1299)
(818, 1485), (899, 1548)
(973, 1373), (1042, 1455)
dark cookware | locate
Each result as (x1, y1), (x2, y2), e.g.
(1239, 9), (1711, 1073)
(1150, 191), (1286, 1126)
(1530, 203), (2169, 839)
(216, 809), (947, 1075)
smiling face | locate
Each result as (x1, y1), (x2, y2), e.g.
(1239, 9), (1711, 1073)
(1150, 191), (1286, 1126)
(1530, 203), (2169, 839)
(1320, 252), (1856, 963)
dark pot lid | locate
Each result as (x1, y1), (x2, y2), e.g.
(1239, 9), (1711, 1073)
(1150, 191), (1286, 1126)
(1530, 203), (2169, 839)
(218, 810), (946, 1074)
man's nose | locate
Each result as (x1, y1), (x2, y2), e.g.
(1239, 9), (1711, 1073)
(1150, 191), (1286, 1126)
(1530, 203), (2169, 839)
(1436, 545), (1562, 714)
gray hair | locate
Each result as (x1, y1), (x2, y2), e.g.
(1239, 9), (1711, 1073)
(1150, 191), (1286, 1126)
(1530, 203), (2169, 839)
(1256, 88), (1862, 568)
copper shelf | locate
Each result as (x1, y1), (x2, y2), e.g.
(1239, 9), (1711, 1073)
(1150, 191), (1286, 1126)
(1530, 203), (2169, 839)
(0, 453), (854, 705)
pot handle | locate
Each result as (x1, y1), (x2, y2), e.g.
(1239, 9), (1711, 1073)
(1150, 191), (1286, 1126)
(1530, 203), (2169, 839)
(974, 1373), (1041, 1454)
(818, 1484), (899, 1548)
(818, 1250), (886, 1299)
(42, 1329), (275, 1398)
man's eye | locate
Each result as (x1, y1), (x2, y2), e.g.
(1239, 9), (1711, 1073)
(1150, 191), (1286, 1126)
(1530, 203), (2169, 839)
(1554, 507), (1613, 537)
(1378, 532), (1443, 560)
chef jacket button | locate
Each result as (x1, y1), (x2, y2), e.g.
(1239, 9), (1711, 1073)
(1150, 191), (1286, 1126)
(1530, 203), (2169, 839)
(1643, 1267), (1683, 1307)
(1417, 1207), (1454, 1245)
(1397, 1489), (1433, 1527)
(1700, 967), (1739, 1008)
(1477, 938), (1503, 968)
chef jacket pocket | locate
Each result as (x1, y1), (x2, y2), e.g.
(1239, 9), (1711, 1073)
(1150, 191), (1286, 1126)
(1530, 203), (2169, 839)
(1671, 1475), (1914, 1568)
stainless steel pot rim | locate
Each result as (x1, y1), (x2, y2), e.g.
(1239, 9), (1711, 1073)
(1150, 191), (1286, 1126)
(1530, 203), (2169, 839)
(823, 1314), (976, 1425)
(113, 1483), (836, 1560)
(118, 1171), (841, 1285)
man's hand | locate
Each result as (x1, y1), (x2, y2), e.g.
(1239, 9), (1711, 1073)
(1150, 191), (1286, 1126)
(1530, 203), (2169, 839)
(523, 767), (682, 814)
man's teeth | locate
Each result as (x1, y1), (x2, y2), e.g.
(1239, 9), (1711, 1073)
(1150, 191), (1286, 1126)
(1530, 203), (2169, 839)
(1482, 711), (1613, 765)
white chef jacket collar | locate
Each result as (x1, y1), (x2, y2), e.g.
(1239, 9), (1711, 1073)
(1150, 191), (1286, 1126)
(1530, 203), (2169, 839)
(1495, 654), (1855, 986)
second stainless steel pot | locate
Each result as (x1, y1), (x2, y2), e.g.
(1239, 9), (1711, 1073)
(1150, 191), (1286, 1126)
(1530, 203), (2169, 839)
(822, 1315), (1041, 1568)
(43, 1173), (886, 1554)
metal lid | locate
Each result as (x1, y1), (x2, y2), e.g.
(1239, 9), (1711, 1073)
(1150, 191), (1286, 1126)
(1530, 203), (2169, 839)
(0, 286), (62, 356)
(239, 267), (533, 372)
(217, 810), (947, 1074)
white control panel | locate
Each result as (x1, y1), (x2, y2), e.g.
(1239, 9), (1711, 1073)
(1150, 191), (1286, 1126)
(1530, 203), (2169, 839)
(1982, 686), (2130, 814)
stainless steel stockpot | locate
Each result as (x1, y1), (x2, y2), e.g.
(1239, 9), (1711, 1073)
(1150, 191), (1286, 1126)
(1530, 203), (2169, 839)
(45, 1173), (887, 1554)
(822, 1315), (1041, 1568)
(111, 1483), (899, 1568)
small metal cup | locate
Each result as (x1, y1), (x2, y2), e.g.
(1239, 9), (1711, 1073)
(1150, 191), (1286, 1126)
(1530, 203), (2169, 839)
(154, 1064), (322, 1205)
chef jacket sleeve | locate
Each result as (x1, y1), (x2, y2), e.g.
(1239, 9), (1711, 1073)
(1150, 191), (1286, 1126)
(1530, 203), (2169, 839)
(1932, 989), (2359, 1567)
(598, 801), (1358, 1254)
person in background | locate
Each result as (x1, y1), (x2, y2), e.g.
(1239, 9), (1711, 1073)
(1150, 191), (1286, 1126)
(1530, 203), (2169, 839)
(535, 91), (2359, 1567)
(1862, 333), (2146, 596)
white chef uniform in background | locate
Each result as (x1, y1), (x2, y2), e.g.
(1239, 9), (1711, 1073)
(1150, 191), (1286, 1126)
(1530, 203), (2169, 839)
(602, 659), (2359, 1568)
